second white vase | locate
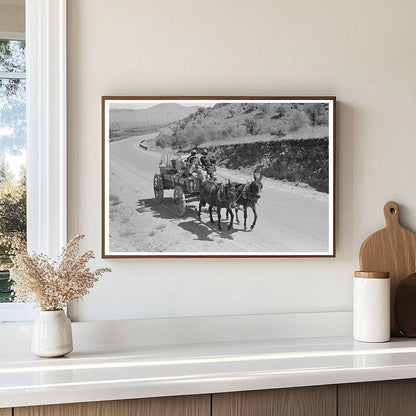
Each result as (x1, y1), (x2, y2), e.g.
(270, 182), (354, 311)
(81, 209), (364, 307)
(31, 310), (73, 358)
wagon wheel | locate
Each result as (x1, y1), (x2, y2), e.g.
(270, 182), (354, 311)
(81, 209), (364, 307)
(153, 174), (164, 203)
(173, 186), (186, 217)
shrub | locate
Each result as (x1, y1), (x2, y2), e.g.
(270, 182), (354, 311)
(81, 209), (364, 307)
(305, 103), (329, 126)
(155, 137), (166, 148)
(243, 117), (259, 135)
(316, 112), (329, 126)
(207, 127), (222, 141)
(259, 104), (270, 115)
(269, 127), (286, 137)
(243, 104), (256, 114)
(287, 110), (310, 132)
(271, 105), (287, 120)
(191, 131), (205, 147)
(221, 126), (233, 138)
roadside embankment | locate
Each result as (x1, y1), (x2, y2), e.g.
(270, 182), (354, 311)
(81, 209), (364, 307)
(208, 137), (329, 193)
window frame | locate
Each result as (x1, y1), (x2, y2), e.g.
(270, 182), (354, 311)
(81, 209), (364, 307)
(0, 31), (28, 320)
(0, 0), (67, 323)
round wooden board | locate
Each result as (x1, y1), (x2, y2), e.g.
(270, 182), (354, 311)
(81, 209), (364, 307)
(395, 273), (416, 337)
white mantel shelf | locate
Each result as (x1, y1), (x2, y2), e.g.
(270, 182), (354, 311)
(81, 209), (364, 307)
(2, 336), (416, 408)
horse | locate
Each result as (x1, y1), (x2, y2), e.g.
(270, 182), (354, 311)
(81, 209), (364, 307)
(198, 180), (237, 231)
(232, 177), (263, 230)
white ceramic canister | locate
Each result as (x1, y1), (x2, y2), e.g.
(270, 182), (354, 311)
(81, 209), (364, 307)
(353, 271), (390, 343)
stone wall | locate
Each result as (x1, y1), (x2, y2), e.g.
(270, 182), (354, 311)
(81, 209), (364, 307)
(210, 137), (329, 193)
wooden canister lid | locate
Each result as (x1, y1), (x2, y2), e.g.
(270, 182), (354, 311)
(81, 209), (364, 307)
(354, 271), (390, 279)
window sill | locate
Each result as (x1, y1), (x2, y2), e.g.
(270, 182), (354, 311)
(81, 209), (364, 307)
(0, 303), (35, 324)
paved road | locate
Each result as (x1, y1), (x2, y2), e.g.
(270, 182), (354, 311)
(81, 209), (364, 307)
(108, 134), (330, 254)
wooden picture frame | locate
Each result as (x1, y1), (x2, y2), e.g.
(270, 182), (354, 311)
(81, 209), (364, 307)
(102, 96), (336, 258)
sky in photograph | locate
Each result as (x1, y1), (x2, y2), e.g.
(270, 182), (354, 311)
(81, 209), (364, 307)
(109, 101), (215, 110)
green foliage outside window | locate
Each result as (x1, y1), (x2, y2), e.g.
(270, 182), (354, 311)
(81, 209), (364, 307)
(0, 161), (26, 302)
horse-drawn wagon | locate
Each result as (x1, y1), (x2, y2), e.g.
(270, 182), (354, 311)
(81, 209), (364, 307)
(153, 153), (262, 231)
(153, 155), (203, 217)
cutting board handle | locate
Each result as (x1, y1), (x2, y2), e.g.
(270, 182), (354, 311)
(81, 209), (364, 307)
(384, 201), (400, 228)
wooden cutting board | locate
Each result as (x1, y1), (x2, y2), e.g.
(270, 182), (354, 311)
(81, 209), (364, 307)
(359, 201), (416, 336)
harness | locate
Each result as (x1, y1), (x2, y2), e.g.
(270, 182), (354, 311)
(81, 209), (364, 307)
(208, 182), (218, 199)
(234, 183), (247, 205)
(236, 182), (262, 205)
(217, 184), (228, 203)
(242, 183), (249, 200)
(205, 181), (236, 205)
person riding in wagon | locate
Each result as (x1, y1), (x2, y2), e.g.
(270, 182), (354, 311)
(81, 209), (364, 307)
(200, 148), (217, 180)
(185, 149), (199, 177)
(186, 149), (198, 165)
(200, 148), (210, 168)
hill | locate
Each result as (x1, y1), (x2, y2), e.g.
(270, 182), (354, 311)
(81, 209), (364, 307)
(155, 102), (329, 149)
(109, 103), (200, 137)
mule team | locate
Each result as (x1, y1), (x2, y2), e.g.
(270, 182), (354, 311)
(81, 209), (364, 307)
(198, 174), (263, 231)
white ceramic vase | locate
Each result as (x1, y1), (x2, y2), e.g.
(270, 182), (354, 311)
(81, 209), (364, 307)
(31, 310), (73, 358)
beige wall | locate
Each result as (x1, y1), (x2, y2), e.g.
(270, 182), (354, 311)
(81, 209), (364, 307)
(0, 4), (24, 33)
(67, 0), (416, 321)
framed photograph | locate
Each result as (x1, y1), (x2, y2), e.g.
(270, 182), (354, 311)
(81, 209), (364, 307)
(102, 96), (336, 258)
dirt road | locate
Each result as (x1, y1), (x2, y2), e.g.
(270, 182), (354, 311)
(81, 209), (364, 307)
(108, 134), (330, 254)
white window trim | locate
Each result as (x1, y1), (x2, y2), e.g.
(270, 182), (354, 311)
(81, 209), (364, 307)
(0, 31), (25, 41)
(0, 72), (25, 79)
(0, 0), (67, 324)
(26, 0), (67, 257)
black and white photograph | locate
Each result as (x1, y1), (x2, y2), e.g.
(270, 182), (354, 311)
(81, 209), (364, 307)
(102, 97), (335, 257)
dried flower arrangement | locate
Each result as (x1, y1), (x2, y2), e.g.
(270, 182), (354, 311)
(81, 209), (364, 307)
(10, 234), (111, 311)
